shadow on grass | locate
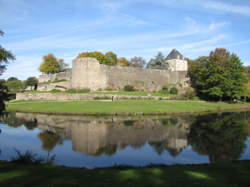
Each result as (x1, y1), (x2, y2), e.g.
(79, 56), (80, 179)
(0, 161), (250, 187)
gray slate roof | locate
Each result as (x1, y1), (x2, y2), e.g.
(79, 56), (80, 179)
(166, 49), (184, 60)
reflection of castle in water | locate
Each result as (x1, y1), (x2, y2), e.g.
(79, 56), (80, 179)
(15, 113), (191, 156)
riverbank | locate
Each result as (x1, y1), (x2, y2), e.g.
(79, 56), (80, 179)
(6, 100), (250, 115)
(0, 161), (250, 187)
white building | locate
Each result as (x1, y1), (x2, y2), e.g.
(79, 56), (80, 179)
(166, 49), (188, 72)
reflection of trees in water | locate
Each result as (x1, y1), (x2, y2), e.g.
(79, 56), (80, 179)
(2, 112), (250, 161)
(0, 113), (38, 129)
(188, 112), (248, 163)
(38, 131), (62, 152)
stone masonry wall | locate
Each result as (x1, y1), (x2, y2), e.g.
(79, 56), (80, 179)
(38, 69), (72, 83)
(71, 58), (189, 91)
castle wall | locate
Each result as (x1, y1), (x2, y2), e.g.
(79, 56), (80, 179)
(71, 58), (108, 90)
(38, 69), (71, 83)
(105, 66), (188, 91)
(71, 58), (189, 91)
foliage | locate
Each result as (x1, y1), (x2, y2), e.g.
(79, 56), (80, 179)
(11, 149), (56, 165)
(77, 51), (110, 65)
(130, 56), (146, 68)
(118, 57), (131, 67)
(188, 113), (247, 163)
(169, 87), (178, 94)
(39, 54), (61, 74)
(66, 88), (90, 93)
(25, 77), (38, 89)
(58, 59), (69, 72)
(5, 78), (25, 93)
(123, 85), (135, 92)
(147, 52), (168, 70)
(105, 51), (118, 65)
(188, 48), (246, 101)
(182, 87), (196, 100)
(0, 32), (15, 75)
(38, 131), (61, 152)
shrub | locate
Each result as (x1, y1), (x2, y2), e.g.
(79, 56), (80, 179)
(124, 85), (135, 92)
(66, 88), (90, 93)
(170, 87), (178, 94)
(51, 89), (61, 93)
(182, 88), (196, 100)
(105, 87), (113, 91)
(11, 149), (56, 165)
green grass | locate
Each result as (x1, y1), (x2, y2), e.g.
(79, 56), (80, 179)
(7, 100), (250, 115)
(0, 161), (250, 187)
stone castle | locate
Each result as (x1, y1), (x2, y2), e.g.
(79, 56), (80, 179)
(37, 49), (189, 92)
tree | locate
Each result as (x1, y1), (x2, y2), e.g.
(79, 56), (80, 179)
(105, 52), (118, 65)
(130, 56), (146, 68)
(38, 131), (61, 152)
(77, 51), (119, 66)
(39, 54), (60, 74)
(58, 59), (68, 72)
(118, 57), (131, 67)
(147, 52), (168, 70)
(188, 48), (246, 101)
(0, 30), (15, 113)
(76, 51), (110, 65)
(25, 77), (38, 90)
(188, 112), (247, 163)
(5, 78), (25, 93)
(7, 77), (18, 82)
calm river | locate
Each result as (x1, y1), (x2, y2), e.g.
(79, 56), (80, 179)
(0, 112), (250, 168)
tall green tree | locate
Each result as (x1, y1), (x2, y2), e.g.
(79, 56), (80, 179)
(0, 30), (15, 113)
(39, 54), (61, 74)
(188, 48), (246, 101)
(147, 52), (168, 70)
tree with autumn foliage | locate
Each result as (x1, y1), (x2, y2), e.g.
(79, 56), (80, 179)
(39, 54), (61, 74)
(118, 57), (131, 67)
(188, 48), (246, 101)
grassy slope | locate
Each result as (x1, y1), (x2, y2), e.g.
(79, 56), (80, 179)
(0, 161), (250, 187)
(7, 100), (250, 115)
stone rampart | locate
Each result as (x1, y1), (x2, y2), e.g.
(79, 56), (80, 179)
(38, 69), (71, 83)
(71, 58), (189, 91)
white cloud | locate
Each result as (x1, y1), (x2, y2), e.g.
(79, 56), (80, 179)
(0, 56), (41, 80)
(202, 1), (250, 16)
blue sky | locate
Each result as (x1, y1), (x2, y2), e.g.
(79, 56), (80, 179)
(1, 0), (250, 80)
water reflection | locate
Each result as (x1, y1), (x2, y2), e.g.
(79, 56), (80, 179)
(0, 111), (250, 167)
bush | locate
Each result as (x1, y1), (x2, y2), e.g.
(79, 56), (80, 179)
(124, 85), (135, 92)
(182, 88), (196, 100)
(11, 149), (56, 165)
(170, 87), (178, 94)
(105, 87), (113, 91)
(66, 88), (90, 93)
(51, 89), (61, 93)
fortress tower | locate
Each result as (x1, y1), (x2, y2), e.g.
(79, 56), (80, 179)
(166, 49), (188, 71)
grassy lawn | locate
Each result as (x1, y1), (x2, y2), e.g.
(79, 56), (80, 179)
(0, 161), (250, 187)
(7, 100), (250, 115)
